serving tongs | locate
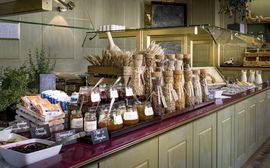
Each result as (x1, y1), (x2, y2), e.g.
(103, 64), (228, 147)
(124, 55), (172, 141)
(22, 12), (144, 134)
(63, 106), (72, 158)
(111, 77), (122, 89)
(92, 77), (104, 91)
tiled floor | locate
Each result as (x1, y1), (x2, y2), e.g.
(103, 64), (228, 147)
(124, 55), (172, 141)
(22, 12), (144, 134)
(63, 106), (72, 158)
(243, 138), (270, 168)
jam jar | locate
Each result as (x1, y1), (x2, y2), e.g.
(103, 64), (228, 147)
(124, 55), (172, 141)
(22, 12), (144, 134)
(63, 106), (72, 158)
(137, 102), (154, 121)
(107, 109), (123, 132)
(123, 105), (139, 126)
(84, 112), (97, 136)
(98, 107), (109, 129)
(99, 84), (109, 102)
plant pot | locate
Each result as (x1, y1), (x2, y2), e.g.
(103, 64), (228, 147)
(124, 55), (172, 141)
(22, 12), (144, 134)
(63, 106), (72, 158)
(0, 107), (16, 126)
(227, 23), (246, 33)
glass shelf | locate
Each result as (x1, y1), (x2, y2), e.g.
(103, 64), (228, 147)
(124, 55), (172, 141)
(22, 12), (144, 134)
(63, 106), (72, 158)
(0, 18), (93, 30)
(84, 25), (268, 49)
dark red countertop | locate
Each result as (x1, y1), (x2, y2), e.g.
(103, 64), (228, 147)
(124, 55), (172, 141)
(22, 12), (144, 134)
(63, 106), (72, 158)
(25, 84), (270, 168)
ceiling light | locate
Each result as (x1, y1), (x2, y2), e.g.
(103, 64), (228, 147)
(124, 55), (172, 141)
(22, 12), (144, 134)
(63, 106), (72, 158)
(57, 0), (75, 12)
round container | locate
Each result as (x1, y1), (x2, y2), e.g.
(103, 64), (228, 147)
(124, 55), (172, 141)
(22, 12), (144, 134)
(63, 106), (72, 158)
(137, 102), (154, 121)
(98, 107), (109, 129)
(99, 84), (109, 102)
(107, 109), (123, 132)
(123, 105), (139, 126)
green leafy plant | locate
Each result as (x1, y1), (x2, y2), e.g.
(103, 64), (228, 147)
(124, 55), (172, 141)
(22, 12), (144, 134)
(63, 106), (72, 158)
(219, 0), (254, 22)
(28, 48), (56, 82)
(0, 65), (30, 112)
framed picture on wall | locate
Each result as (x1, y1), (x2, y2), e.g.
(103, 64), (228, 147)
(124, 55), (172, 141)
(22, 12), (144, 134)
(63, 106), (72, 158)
(151, 2), (187, 28)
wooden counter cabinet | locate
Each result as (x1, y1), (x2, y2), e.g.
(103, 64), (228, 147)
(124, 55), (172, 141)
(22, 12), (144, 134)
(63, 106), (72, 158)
(193, 113), (217, 168)
(217, 106), (235, 168)
(246, 96), (257, 158)
(266, 90), (270, 137)
(99, 138), (158, 168)
(234, 100), (248, 168)
(159, 123), (193, 168)
(256, 92), (266, 147)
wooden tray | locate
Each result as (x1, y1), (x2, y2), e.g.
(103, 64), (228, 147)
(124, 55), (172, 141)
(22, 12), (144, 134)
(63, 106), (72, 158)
(110, 116), (161, 138)
(160, 100), (215, 120)
(88, 66), (123, 85)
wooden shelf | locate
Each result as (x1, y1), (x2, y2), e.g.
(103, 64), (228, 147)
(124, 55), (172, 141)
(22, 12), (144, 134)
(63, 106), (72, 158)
(220, 66), (270, 71)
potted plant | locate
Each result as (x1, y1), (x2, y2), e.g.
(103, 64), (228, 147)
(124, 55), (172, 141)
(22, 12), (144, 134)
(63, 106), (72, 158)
(0, 65), (30, 123)
(27, 48), (56, 93)
(219, 0), (254, 32)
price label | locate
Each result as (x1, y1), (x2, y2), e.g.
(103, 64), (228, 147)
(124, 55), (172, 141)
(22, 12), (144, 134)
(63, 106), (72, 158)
(161, 96), (167, 108)
(91, 92), (101, 102)
(30, 124), (51, 139)
(123, 112), (138, 120)
(90, 128), (109, 145)
(114, 115), (123, 125)
(110, 89), (119, 98)
(171, 89), (178, 101)
(125, 87), (134, 97)
(55, 130), (76, 146)
(144, 107), (154, 116)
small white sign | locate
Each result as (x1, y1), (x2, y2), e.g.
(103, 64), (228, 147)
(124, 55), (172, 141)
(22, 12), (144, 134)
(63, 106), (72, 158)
(125, 87), (134, 97)
(91, 92), (101, 102)
(0, 22), (20, 39)
(110, 89), (119, 98)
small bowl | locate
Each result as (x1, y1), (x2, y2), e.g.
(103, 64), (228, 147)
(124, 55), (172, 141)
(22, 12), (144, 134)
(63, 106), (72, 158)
(0, 139), (62, 167)
(0, 129), (12, 142)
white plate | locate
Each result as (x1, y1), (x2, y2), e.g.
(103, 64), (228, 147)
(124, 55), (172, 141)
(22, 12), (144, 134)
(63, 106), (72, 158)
(0, 139), (62, 167)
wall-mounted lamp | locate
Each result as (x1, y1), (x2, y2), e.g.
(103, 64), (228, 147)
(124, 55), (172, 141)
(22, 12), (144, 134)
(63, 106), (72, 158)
(194, 26), (198, 35)
(230, 31), (234, 40)
(56, 0), (75, 12)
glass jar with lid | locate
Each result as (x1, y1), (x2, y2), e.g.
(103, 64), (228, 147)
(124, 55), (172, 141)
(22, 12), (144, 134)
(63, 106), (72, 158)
(107, 109), (123, 132)
(166, 54), (176, 71)
(155, 54), (165, 72)
(162, 70), (176, 113)
(98, 107), (109, 129)
(84, 110), (97, 136)
(123, 105), (139, 126)
(70, 110), (83, 132)
(137, 101), (154, 121)
(78, 86), (91, 105)
(151, 71), (165, 116)
(99, 84), (109, 102)
(131, 54), (145, 98)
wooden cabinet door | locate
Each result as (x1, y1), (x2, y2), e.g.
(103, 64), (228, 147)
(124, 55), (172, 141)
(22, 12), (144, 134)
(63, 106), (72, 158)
(159, 123), (192, 168)
(266, 90), (270, 138)
(81, 163), (98, 168)
(99, 138), (158, 168)
(193, 113), (216, 168)
(246, 97), (257, 158)
(256, 93), (266, 147)
(234, 100), (247, 168)
(217, 106), (234, 168)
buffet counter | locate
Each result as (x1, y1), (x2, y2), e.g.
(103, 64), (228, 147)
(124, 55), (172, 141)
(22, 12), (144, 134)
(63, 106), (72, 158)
(25, 84), (270, 168)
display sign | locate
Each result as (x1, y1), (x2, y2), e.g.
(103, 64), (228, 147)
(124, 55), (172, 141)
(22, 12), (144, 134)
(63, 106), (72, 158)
(11, 121), (30, 133)
(55, 130), (76, 145)
(30, 124), (51, 139)
(90, 128), (109, 144)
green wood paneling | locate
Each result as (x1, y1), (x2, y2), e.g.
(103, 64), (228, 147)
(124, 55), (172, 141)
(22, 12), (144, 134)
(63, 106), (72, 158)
(217, 106), (235, 168)
(246, 97), (257, 158)
(99, 138), (158, 168)
(234, 100), (247, 168)
(193, 113), (216, 168)
(159, 123), (193, 168)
